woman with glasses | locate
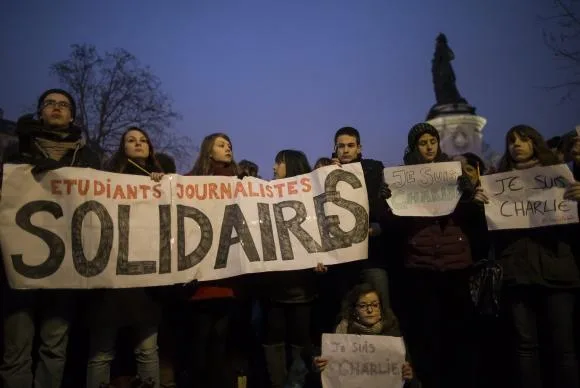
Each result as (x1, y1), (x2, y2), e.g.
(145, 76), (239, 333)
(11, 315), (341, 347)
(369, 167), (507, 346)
(312, 283), (416, 387)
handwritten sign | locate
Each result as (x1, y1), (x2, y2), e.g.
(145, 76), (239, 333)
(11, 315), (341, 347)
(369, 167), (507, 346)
(321, 333), (405, 388)
(480, 164), (578, 230)
(383, 161), (462, 217)
(0, 163), (369, 289)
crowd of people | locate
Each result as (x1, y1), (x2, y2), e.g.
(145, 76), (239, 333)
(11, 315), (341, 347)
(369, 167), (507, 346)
(0, 88), (579, 388)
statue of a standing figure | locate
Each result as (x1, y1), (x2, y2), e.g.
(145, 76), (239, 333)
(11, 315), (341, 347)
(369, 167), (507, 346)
(432, 33), (467, 105)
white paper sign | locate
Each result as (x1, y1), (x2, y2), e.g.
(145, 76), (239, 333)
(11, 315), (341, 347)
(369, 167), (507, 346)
(0, 163), (369, 289)
(321, 333), (406, 388)
(480, 164), (579, 230)
(383, 161), (462, 217)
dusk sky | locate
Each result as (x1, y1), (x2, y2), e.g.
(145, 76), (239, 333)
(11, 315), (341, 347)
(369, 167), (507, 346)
(1, 0), (578, 175)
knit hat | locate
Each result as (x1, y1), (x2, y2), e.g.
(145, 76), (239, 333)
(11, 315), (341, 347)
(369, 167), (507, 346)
(37, 88), (77, 120)
(407, 122), (440, 150)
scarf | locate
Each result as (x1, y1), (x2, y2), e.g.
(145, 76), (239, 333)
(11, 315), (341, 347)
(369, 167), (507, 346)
(335, 318), (384, 335)
(36, 135), (81, 161)
(210, 160), (237, 177)
(16, 118), (83, 161)
(514, 158), (539, 170)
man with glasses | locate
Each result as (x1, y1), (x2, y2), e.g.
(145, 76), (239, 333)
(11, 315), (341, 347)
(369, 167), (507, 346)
(0, 89), (100, 387)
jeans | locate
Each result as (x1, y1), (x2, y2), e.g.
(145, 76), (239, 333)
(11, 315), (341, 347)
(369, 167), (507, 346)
(187, 299), (235, 388)
(86, 324), (159, 388)
(262, 301), (312, 347)
(403, 269), (475, 388)
(0, 289), (73, 388)
(505, 286), (578, 388)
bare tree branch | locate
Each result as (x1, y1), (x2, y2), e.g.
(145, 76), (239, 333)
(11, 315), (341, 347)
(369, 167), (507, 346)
(50, 44), (192, 170)
(540, 0), (580, 99)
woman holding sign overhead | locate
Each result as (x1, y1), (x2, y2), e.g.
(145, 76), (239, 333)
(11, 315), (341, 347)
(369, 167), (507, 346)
(86, 127), (165, 388)
(474, 125), (580, 388)
(389, 122), (480, 388)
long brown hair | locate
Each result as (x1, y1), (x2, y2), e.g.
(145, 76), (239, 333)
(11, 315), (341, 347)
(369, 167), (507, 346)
(106, 127), (163, 174)
(497, 125), (559, 172)
(188, 132), (238, 176)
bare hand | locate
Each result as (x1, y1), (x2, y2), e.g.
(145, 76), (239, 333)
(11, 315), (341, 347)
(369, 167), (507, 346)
(331, 158), (341, 167)
(402, 362), (413, 380)
(150, 172), (165, 182)
(313, 356), (328, 372)
(314, 263), (328, 274)
(564, 182), (580, 201)
(473, 187), (489, 204)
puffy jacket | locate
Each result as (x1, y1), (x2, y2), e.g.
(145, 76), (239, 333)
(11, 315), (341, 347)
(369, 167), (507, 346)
(400, 202), (478, 271)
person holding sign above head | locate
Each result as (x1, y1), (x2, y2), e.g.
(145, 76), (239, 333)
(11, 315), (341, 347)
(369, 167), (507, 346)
(312, 283), (416, 387)
(390, 122), (479, 388)
(85, 127), (165, 388)
(180, 132), (240, 388)
(0, 89), (101, 388)
(260, 149), (317, 388)
(474, 125), (580, 388)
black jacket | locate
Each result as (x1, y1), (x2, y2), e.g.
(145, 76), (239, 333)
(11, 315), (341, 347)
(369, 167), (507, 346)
(359, 158), (390, 268)
(493, 225), (580, 288)
(2, 119), (100, 171)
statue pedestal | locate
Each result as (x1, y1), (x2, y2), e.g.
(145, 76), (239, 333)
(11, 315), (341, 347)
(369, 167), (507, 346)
(427, 114), (487, 157)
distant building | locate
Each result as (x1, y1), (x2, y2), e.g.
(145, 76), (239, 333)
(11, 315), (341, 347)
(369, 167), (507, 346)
(0, 108), (17, 161)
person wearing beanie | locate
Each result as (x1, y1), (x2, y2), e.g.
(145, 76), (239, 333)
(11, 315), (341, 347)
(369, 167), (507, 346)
(387, 122), (482, 388)
(0, 89), (100, 388)
(403, 122), (449, 165)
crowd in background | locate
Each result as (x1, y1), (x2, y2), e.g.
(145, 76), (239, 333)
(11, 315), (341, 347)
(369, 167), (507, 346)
(0, 88), (579, 388)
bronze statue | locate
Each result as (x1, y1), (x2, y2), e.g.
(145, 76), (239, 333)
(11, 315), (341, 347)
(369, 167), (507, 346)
(432, 33), (467, 105)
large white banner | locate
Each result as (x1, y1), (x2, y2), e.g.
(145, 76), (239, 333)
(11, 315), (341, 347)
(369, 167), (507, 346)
(480, 164), (578, 230)
(0, 163), (369, 289)
(383, 161), (462, 217)
(321, 333), (406, 388)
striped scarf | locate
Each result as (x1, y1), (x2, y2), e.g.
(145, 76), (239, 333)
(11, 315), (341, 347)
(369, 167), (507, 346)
(35, 133), (81, 161)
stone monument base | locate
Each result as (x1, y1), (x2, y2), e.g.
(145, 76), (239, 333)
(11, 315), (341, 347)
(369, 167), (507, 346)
(427, 114), (487, 158)
(426, 102), (476, 120)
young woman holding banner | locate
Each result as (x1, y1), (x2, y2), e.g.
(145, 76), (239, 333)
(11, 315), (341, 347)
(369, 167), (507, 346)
(474, 125), (580, 388)
(86, 127), (165, 388)
(180, 132), (240, 388)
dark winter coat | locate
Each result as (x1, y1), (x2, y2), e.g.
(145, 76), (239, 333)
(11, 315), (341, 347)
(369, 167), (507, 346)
(399, 201), (480, 271)
(88, 161), (163, 328)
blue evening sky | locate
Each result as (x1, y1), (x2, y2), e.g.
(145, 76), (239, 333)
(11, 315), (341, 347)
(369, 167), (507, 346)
(0, 0), (578, 174)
